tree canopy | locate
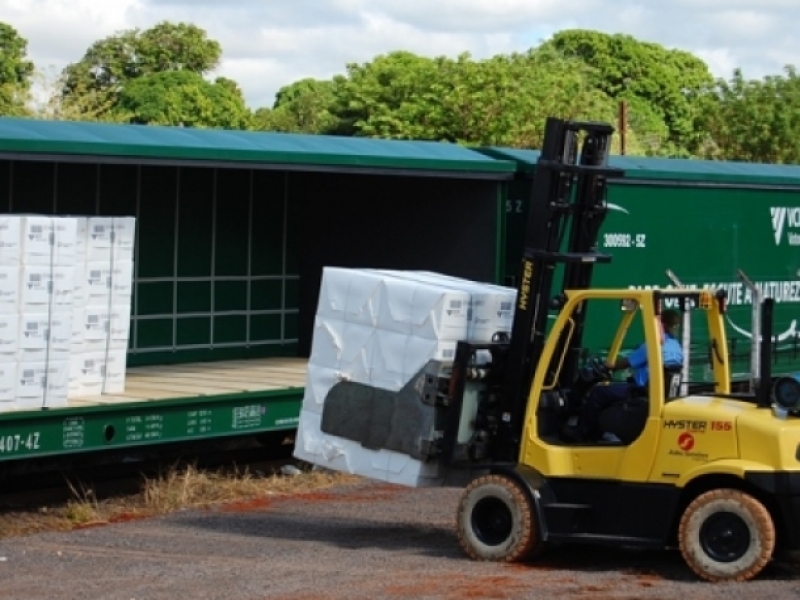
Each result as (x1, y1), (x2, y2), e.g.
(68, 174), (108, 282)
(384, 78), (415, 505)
(0, 22), (35, 116)
(324, 48), (619, 149)
(3, 19), (800, 164)
(118, 71), (252, 129)
(56, 21), (224, 123)
(540, 30), (717, 156)
(699, 66), (800, 164)
(252, 78), (337, 133)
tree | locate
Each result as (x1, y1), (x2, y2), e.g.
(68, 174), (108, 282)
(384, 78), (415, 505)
(0, 22), (35, 116)
(541, 29), (716, 156)
(431, 47), (618, 148)
(327, 50), (444, 138)
(324, 48), (618, 148)
(699, 66), (800, 163)
(117, 71), (252, 129)
(251, 78), (337, 133)
(57, 21), (222, 121)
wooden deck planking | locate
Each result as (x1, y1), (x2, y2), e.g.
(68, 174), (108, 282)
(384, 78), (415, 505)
(67, 357), (308, 407)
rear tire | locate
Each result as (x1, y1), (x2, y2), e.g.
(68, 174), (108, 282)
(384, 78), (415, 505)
(678, 488), (775, 582)
(456, 474), (543, 562)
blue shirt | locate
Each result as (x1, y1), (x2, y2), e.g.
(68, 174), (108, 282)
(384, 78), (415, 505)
(625, 333), (684, 387)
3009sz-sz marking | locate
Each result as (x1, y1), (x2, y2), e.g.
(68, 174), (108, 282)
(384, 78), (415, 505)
(603, 233), (646, 248)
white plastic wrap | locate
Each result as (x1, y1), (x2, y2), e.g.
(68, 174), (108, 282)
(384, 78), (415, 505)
(294, 266), (516, 487)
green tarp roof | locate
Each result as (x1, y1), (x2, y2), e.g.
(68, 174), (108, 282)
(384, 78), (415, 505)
(479, 147), (800, 187)
(0, 117), (515, 178)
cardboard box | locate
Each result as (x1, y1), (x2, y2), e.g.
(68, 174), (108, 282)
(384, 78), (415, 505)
(84, 261), (133, 304)
(15, 359), (69, 408)
(81, 304), (131, 352)
(53, 217), (77, 265)
(0, 313), (19, 356)
(75, 349), (127, 396)
(19, 265), (75, 311)
(0, 216), (21, 266)
(0, 361), (15, 403)
(18, 215), (54, 265)
(17, 311), (72, 361)
(85, 216), (136, 264)
(0, 266), (19, 315)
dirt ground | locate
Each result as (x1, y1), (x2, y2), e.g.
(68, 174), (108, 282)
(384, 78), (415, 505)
(0, 478), (799, 600)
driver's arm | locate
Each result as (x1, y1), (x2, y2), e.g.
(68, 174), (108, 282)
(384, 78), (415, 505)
(606, 342), (646, 371)
(606, 356), (631, 371)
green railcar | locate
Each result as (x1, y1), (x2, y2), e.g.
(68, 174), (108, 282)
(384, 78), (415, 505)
(0, 118), (514, 467)
(482, 148), (800, 382)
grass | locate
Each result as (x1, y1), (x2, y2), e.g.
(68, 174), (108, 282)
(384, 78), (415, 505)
(0, 462), (361, 538)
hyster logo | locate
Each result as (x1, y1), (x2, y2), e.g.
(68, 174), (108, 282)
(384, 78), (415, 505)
(518, 260), (533, 311)
(664, 419), (707, 432)
(770, 207), (800, 246)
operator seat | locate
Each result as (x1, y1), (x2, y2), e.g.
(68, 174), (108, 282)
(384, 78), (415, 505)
(598, 365), (683, 444)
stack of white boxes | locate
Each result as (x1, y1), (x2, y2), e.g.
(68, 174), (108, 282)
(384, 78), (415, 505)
(293, 267), (516, 487)
(69, 216), (136, 398)
(0, 214), (135, 413)
(0, 215), (75, 410)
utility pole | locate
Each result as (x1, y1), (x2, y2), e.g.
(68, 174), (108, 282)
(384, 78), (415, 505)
(618, 100), (628, 155)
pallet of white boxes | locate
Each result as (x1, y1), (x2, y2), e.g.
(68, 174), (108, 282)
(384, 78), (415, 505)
(0, 214), (135, 412)
(293, 266), (516, 487)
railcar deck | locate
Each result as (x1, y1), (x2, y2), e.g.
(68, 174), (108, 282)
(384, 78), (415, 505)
(69, 358), (307, 406)
(0, 358), (308, 463)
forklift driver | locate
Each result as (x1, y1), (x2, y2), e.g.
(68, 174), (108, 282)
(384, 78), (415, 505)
(563, 309), (684, 443)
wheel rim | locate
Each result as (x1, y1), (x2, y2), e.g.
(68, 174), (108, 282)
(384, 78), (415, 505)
(471, 496), (513, 547)
(699, 511), (752, 563)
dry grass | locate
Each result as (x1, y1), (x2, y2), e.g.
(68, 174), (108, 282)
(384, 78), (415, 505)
(0, 463), (361, 539)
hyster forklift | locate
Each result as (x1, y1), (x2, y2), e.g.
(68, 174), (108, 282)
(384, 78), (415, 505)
(443, 117), (800, 582)
(319, 117), (800, 582)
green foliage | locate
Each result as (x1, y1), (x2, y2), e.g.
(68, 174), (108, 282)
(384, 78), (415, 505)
(542, 29), (716, 156)
(118, 71), (251, 129)
(699, 66), (800, 164)
(57, 21), (223, 122)
(0, 22), (34, 116)
(325, 48), (619, 148)
(4, 17), (800, 164)
(134, 22), (222, 74)
(251, 78), (337, 133)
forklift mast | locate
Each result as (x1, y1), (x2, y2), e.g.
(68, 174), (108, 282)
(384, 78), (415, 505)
(494, 117), (624, 461)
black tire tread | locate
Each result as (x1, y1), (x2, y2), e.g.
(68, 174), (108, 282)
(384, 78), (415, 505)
(456, 474), (542, 562)
(678, 488), (775, 582)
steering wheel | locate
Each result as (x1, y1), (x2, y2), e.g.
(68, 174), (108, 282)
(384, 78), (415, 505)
(580, 355), (612, 383)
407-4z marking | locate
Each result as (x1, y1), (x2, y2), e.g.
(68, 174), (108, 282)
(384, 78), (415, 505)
(0, 432), (41, 453)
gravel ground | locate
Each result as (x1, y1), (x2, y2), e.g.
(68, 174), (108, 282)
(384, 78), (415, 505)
(1, 478), (799, 600)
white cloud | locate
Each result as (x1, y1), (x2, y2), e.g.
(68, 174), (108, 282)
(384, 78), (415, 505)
(1, 0), (798, 110)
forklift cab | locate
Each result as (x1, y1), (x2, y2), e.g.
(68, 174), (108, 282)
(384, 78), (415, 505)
(528, 287), (729, 450)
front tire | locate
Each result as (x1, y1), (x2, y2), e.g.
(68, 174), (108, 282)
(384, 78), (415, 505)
(456, 474), (543, 562)
(678, 488), (775, 582)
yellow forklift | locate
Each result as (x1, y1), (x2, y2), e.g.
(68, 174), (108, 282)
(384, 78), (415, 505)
(319, 117), (800, 582)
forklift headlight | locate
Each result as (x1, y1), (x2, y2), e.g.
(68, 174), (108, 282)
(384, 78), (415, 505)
(773, 376), (800, 413)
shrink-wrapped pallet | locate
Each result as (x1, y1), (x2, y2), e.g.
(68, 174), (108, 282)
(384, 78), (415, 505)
(293, 267), (517, 487)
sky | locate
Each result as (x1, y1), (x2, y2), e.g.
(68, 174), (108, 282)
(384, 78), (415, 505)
(1, 0), (797, 110)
